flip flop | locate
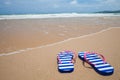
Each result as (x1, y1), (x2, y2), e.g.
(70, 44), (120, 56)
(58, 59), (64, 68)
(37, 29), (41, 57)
(78, 51), (114, 75)
(57, 50), (76, 73)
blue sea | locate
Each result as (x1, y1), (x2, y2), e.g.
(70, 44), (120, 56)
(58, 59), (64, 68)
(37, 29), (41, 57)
(0, 13), (120, 20)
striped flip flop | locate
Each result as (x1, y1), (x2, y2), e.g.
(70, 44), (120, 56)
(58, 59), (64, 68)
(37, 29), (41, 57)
(57, 50), (76, 73)
(78, 51), (114, 75)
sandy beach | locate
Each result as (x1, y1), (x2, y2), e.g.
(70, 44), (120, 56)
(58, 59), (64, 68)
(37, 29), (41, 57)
(0, 17), (120, 80)
(0, 17), (120, 54)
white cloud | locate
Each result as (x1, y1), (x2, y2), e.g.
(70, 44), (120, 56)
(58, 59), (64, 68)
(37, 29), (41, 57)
(4, 1), (11, 5)
(70, 0), (77, 5)
(98, 0), (120, 7)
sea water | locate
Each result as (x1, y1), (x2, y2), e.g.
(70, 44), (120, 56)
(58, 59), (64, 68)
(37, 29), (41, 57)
(0, 13), (120, 20)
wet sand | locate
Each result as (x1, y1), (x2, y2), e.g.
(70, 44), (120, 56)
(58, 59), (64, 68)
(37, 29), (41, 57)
(0, 17), (120, 53)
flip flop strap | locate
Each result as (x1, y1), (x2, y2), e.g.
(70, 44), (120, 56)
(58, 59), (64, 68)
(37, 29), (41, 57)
(84, 52), (106, 65)
(58, 50), (77, 64)
(65, 50), (77, 63)
(57, 56), (62, 63)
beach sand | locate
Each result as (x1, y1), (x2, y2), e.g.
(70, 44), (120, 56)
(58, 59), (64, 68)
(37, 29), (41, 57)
(0, 17), (120, 53)
(0, 27), (120, 80)
(0, 17), (120, 80)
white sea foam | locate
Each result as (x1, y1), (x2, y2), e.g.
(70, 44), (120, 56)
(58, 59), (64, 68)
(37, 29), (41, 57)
(0, 13), (120, 20)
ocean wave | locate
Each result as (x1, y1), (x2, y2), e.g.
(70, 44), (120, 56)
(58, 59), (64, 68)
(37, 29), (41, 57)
(0, 13), (120, 20)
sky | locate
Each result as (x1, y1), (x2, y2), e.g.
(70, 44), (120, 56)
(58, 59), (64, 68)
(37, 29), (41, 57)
(0, 0), (120, 14)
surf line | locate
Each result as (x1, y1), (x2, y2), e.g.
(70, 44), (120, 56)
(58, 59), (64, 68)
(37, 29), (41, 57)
(0, 27), (120, 56)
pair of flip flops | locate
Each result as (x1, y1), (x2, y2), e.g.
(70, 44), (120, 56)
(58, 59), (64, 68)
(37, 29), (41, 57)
(57, 51), (114, 75)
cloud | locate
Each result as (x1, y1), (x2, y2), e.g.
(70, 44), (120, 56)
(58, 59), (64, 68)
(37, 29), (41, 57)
(70, 0), (77, 5)
(4, 1), (11, 5)
(0, 0), (119, 14)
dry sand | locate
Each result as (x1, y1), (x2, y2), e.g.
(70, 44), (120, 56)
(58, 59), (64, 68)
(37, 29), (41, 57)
(0, 27), (120, 80)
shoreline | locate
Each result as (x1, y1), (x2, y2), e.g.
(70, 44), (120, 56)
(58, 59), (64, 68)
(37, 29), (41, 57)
(0, 27), (119, 56)
(0, 17), (120, 54)
(0, 13), (120, 20)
